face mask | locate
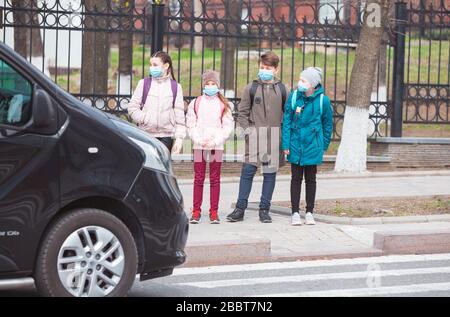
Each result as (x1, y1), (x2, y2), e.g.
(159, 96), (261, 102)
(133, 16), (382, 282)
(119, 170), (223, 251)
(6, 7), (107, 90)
(298, 81), (310, 93)
(203, 86), (219, 96)
(258, 69), (274, 81)
(149, 66), (164, 78)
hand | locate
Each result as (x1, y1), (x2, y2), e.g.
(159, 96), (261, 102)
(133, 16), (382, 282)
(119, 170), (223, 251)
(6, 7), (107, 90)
(283, 149), (290, 155)
(202, 140), (216, 149)
(171, 138), (183, 154)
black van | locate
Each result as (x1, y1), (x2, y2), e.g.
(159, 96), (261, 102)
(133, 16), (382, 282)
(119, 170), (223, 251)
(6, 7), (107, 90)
(0, 42), (188, 297)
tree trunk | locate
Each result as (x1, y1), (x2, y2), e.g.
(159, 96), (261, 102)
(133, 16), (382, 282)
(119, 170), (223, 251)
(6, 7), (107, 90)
(117, 0), (134, 96)
(193, 0), (203, 55)
(12, 0), (29, 59)
(220, 0), (240, 98)
(30, 0), (49, 76)
(335, 0), (391, 173)
(11, 1), (48, 75)
(81, 0), (110, 108)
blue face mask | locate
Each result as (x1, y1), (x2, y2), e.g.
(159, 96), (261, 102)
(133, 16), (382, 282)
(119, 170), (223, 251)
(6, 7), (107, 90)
(258, 69), (274, 81)
(149, 66), (164, 78)
(203, 86), (219, 96)
(298, 81), (310, 93)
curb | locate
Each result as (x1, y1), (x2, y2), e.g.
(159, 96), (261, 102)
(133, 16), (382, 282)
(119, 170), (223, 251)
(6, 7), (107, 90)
(176, 169), (450, 184)
(271, 248), (383, 262)
(182, 239), (271, 267)
(182, 229), (450, 267)
(251, 204), (450, 225)
(374, 229), (450, 254)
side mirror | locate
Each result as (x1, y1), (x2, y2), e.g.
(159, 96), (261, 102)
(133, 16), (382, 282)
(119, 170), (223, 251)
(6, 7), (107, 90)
(33, 88), (57, 128)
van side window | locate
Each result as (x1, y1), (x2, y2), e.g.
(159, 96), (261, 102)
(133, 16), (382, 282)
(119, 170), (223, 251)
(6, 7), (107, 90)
(0, 59), (32, 127)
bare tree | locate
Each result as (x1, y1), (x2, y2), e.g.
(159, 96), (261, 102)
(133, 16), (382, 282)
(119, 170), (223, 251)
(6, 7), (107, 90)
(117, 0), (134, 96)
(220, 0), (241, 98)
(81, 0), (110, 105)
(193, 0), (203, 55)
(335, 0), (392, 173)
(11, 0), (49, 75)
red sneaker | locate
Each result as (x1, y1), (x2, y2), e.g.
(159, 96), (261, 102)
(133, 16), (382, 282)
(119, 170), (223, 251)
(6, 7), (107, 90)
(209, 210), (221, 224)
(190, 209), (201, 224)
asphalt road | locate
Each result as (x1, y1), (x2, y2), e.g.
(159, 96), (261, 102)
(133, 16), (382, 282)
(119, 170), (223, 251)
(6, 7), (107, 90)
(3, 253), (450, 297)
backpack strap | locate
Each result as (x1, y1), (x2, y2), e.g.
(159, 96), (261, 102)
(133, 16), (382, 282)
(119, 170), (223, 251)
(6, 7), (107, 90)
(140, 77), (152, 110)
(170, 79), (178, 109)
(320, 93), (324, 116)
(291, 90), (298, 111)
(277, 83), (287, 112)
(194, 96), (202, 118)
(249, 80), (259, 110)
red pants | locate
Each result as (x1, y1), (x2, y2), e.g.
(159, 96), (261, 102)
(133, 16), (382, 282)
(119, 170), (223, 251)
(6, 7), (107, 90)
(193, 149), (223, 212)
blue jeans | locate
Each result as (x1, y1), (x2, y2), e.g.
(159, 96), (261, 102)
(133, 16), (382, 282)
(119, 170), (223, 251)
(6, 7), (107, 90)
(236, 163), (277, 211)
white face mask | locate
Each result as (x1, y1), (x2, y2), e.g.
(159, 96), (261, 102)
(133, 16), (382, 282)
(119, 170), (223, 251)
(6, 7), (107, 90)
(297, 81), (311, 92)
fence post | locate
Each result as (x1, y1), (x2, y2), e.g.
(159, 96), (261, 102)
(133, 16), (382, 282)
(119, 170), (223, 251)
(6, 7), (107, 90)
(391, 1), (407, 137)
(151, 2), (165, 55)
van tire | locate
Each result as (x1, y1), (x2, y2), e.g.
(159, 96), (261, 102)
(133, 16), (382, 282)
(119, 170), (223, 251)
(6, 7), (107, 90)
(34, 208), (138, 297)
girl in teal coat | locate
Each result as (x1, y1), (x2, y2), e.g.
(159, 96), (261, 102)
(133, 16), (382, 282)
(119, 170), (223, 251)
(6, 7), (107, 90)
(281, 67), (333, 226)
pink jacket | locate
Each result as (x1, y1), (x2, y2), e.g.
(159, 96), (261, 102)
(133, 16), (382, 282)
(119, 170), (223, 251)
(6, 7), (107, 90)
(186, 95), (234, 150)
(128, 75), (186, 139)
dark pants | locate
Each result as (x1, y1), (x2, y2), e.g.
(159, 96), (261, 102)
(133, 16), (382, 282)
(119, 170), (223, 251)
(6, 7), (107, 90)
(236, 163), (277, 211)
(290, 164), (317, 214)
(156, 137), (174, 152)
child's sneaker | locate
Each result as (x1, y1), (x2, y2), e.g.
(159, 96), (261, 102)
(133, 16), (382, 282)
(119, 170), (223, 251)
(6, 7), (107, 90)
(291, 212), (302, 226)
(305, 212), (316, 225)
(209, 210), (221, 224)
(190, 209), (201, 224)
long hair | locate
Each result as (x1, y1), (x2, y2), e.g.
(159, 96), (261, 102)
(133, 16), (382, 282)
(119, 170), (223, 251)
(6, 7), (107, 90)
(152, 51), (176, 81)
(217, 92), (232, 116)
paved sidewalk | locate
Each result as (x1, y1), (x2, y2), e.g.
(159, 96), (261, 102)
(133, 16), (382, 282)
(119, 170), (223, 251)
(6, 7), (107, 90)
(179, 170), (450, 267)
(178, 171), (450, 215)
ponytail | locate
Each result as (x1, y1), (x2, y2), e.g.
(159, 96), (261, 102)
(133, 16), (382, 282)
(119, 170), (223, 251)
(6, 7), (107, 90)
(217, 92), (232, 117)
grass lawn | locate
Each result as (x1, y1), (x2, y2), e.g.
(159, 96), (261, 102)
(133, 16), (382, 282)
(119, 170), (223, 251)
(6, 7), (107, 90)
(58, 38), (449, 99)
(272, 195), (450, 218)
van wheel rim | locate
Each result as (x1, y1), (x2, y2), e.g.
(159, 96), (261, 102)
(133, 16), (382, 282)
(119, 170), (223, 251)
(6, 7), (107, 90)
(57, 226), (125, 297)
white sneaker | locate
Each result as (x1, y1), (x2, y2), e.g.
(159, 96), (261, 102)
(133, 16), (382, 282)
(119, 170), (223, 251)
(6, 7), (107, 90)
(305, 212), (316, 225)
(291, 212), (302, 226)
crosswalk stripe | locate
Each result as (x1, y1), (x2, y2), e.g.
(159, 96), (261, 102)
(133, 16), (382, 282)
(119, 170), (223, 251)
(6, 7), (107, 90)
(174, 253), (450, 276)
(257, 282), (450, 297)
(177, 266), (450, 289)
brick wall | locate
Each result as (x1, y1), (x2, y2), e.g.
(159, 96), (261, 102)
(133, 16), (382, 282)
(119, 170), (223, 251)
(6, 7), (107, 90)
(172, 160), (395, 178)
(369, 138), (450, 169)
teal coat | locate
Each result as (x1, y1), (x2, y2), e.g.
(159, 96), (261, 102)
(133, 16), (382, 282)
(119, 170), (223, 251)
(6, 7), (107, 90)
(281, 85), (333, 166)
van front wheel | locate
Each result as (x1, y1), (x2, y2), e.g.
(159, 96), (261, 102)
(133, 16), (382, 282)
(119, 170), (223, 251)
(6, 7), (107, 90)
(35, 208), (138, 297)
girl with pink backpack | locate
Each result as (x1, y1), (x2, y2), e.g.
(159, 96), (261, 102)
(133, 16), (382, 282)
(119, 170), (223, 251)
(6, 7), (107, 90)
(186, 70), (234, 224)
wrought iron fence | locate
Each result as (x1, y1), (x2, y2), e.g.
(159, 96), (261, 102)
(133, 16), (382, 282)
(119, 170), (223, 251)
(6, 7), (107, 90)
(2, 0), (447, 145)
(163, 0), (391, 140)
(402, 0), (450, 124)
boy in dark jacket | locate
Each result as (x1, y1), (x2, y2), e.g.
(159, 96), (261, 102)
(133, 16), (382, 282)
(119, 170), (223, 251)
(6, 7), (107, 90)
(227, 51), (288, 223)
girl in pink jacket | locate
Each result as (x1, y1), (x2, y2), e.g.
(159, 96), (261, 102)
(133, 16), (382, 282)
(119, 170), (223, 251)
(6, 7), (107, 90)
(128, 51), (185, 153)
(186, 71), (234, 224)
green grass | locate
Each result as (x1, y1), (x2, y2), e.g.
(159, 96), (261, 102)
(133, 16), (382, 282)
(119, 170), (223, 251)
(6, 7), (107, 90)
(59, 38), (448, 100)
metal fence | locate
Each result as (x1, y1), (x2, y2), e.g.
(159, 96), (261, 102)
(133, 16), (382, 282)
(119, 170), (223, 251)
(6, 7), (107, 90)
(162, 0), (391, 140)
(401, 0), (450, 125)
(0, 0), (448, 142)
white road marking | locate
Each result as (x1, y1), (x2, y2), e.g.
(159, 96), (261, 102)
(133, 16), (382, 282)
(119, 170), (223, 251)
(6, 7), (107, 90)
(174, 253), (450, 276)
(177, 266), (450, 289)
(258, 282), (450, 297)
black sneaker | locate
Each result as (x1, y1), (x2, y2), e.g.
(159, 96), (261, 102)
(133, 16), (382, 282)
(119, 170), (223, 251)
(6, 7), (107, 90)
(259, 209), (272, 223)
(226, 207), (245, 222)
